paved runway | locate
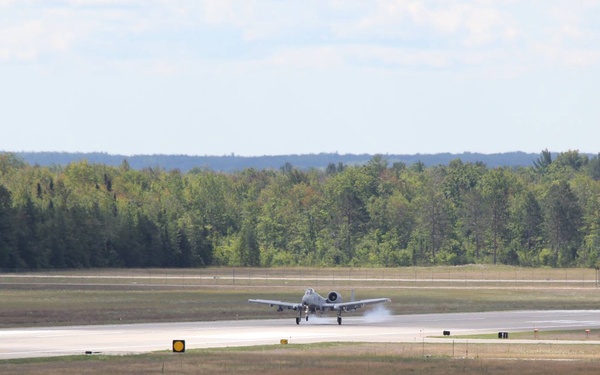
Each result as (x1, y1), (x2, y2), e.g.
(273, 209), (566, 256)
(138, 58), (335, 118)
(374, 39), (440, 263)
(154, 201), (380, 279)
(1, 310), (600, 360)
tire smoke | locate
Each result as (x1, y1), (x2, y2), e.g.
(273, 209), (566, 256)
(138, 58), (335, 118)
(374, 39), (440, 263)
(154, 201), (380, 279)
(362, 304), (392, 323)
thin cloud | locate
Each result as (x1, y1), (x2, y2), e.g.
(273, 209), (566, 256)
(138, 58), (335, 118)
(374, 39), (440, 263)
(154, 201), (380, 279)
(0, 0), (598, 71)
(0, 19), (78, 61)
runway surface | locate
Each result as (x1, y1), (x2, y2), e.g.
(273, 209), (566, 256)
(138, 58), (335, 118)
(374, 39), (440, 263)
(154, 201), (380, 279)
(1, 310), (600, 360)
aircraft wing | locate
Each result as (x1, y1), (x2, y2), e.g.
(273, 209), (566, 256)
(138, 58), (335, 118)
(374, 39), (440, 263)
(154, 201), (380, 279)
(326, 298), (391, 311)
(248, 299), (301, 311)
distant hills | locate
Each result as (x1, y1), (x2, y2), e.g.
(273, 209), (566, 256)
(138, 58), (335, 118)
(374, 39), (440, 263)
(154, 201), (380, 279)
(2, 151), (568, 172)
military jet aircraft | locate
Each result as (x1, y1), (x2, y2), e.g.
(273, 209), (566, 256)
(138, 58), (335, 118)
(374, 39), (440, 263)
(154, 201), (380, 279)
(248, 288), (391, 325)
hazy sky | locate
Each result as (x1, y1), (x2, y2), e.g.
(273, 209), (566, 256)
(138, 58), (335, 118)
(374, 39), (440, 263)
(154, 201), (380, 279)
(1, 1), (599, 156)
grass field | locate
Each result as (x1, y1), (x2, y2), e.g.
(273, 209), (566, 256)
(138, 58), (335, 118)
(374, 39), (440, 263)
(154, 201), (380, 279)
(2, 343), (600, 375)
(1, 265), (600, 328)
(2, 265), (600, 374)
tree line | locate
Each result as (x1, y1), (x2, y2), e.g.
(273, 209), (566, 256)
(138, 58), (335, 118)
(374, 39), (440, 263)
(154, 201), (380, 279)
(1, 150), (600, 270)
(8, 151), (561, 172)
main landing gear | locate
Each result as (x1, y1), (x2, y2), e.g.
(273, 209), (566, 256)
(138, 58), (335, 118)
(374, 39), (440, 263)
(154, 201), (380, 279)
(294, 314), (310, 324)
(296, 308), (305, 325)
(294, 309), (343, 325)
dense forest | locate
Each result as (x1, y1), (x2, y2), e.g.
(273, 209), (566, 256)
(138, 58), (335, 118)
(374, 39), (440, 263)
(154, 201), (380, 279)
(6, 151), (565, 172)
(1, 150), (600, 270)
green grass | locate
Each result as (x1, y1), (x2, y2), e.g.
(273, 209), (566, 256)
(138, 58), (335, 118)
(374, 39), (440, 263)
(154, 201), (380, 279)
(2, 265), (598, 285)
(1, 284), (600, 328)
(2, 266), (600, 328)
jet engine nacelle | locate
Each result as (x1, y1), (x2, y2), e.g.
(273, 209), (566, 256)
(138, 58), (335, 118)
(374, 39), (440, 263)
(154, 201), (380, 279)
(326, 291), (342, 303)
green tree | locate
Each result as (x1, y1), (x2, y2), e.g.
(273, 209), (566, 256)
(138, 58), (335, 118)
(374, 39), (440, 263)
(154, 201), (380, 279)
(0, 185), (18, 268)
(543, 180), (583, 266)
(414, 168), (452, 262)
(533, 149), (552, 174)
(461, 187), (488, 261)
(480, 168), (513, 264)
(586, 154), (600, 181)
(570, 175), (600, 266)
(236, 212), (260, 266)
(14, 196), (45, 268)
(443, 159), (485, 209)
(554, 150), (587, 171)
(323, 166), (375, 264)
(510, 191), (544, 265)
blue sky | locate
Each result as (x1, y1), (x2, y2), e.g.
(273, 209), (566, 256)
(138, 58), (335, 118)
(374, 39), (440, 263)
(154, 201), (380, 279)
(1, 1), (599, 156)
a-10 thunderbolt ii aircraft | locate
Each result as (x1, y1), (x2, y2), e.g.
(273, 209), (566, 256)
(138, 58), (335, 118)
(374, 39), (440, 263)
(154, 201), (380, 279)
(248, 288), (391, 325)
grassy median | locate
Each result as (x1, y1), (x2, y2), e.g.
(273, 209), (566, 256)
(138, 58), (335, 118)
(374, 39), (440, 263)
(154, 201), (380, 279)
(1, 266), (600, 328)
